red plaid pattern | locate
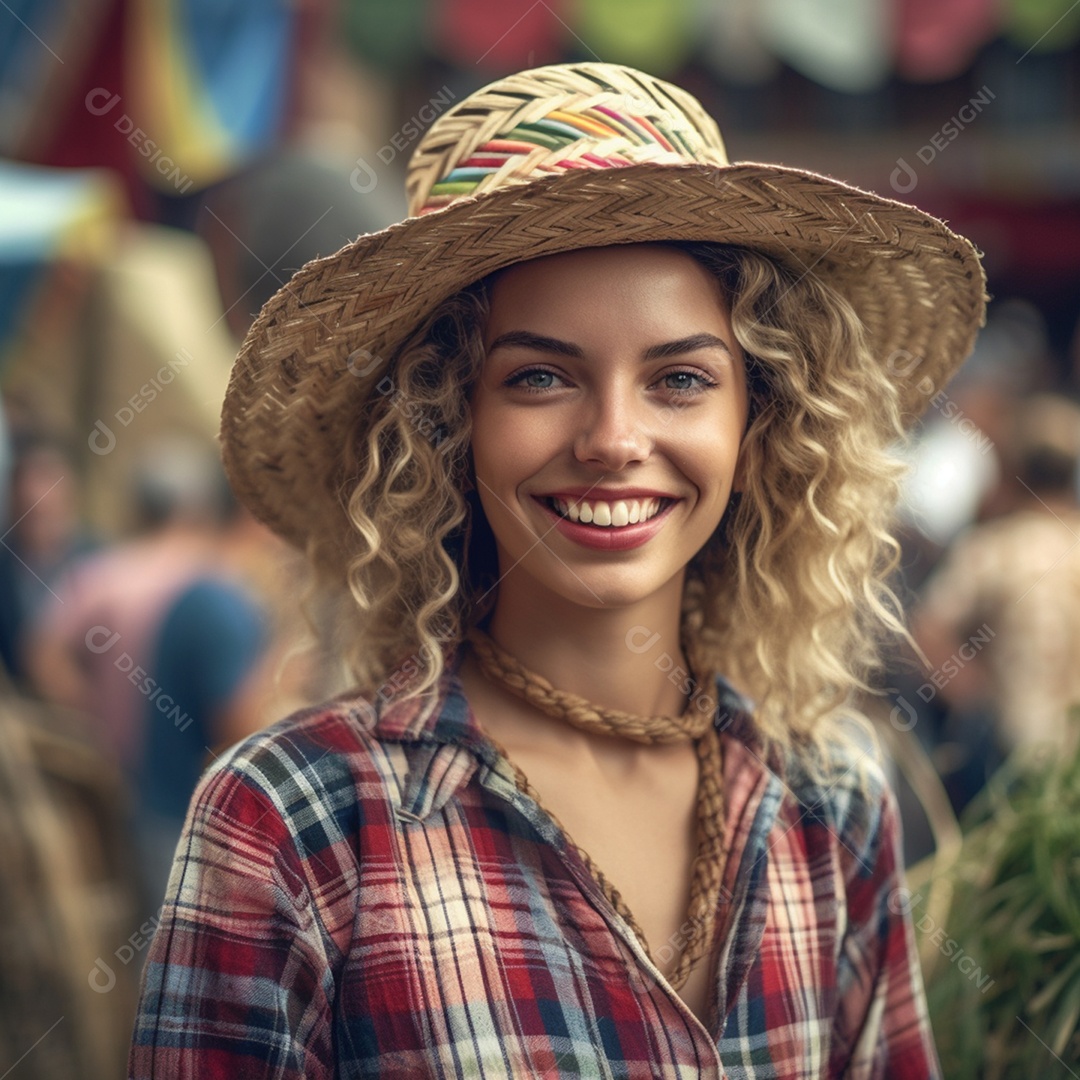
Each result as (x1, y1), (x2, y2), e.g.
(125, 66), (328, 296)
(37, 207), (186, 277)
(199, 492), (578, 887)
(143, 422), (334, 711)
(129, 650), (940, 1078)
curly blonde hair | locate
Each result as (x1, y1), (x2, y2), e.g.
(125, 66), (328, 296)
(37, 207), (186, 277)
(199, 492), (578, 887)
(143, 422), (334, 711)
(320, 242), (909, 767)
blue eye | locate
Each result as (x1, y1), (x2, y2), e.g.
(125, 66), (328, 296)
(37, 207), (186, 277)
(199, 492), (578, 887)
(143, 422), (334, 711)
(505, 368), (563, 391)
(661, 370), (717, 394)
(503, 367), (716, 395)
(665, 372), (696, 391)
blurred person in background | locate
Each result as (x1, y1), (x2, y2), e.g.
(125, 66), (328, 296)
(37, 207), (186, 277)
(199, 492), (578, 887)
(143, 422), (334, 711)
(895, 298), (1052, 585)
(0, 407), (143, 1079)
(884, 302), (1057, 814)
(133, 497), (278, 911)
(196, 148), (398, 342)
(0, 430), (97, 687)
(25, 434), (235, 777)
(26, 432), (300, 910)
(912, 394), (1080, 777)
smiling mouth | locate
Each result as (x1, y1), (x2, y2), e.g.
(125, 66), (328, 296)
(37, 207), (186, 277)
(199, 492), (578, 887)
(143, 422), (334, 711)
(544, 496), (672, 527)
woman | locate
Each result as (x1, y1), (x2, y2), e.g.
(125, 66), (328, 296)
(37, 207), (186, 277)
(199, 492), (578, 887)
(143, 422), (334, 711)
(130, 63), (985, 1078)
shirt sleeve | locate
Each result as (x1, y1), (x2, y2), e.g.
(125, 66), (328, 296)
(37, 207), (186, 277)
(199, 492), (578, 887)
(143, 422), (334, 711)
(831, 780), (942, 1080)
(151, 579), (268, 737)
(128, 755), (336, 1079)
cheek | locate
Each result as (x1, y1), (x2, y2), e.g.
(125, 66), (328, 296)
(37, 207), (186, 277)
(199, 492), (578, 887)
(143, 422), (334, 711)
(467, 393), (498, 478)
(470, 407), (514, 486)
(470, 396), (562, 490)
(469, 417), (532, 514)
(668, 421), (742, 486)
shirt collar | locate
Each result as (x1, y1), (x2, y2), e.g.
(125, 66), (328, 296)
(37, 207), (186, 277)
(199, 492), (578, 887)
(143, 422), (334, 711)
(369, 642), (765, 758)
(366, 644), (492, 752)
(362, 643), (783, 824)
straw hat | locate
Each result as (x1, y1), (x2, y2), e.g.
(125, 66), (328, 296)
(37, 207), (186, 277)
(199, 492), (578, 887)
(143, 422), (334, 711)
(221, 62), (987, 554)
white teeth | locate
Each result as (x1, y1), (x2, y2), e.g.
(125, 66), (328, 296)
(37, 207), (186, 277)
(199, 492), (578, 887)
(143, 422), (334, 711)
(549, 496), (666, 527)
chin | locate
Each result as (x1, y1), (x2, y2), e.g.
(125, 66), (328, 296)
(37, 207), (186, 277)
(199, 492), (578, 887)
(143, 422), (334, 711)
(537, 561), (685, 612)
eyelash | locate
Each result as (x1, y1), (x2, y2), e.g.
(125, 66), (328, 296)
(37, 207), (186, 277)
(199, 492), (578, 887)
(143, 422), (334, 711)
(503, 366), (719, 396)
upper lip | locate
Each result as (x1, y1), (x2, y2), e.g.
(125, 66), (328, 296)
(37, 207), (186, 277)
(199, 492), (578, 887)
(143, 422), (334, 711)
(536, 487), (679, 501)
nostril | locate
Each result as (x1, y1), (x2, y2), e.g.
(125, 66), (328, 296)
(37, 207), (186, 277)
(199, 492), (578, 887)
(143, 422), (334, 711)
(572, 427), (653, 467)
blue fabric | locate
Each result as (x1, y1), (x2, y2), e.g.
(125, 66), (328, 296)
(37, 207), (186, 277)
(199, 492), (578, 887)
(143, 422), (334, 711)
(138, 576), (266, 823)
(175, 0), (292, 150)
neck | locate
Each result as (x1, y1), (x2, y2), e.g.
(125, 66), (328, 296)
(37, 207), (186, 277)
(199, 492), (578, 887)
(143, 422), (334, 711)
(482, 573), (691, 719)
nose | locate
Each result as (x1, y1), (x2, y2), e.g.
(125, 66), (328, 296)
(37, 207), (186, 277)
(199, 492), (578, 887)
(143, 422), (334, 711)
(572, 386), (655, 471)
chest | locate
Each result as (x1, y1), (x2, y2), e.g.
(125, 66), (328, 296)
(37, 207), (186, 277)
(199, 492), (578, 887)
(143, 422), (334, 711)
(501, 745), (713, 1021)
(336, 780), (715, 1078)
(330, 743), (865, 1078)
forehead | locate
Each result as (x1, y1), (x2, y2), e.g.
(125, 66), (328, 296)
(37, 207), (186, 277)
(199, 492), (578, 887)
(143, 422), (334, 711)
(484, 244), (731, 340)
(489, 243), (720, 291)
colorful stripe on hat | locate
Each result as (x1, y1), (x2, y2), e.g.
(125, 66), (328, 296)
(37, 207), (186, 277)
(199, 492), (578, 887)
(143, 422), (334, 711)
(422, 104), (689, 211)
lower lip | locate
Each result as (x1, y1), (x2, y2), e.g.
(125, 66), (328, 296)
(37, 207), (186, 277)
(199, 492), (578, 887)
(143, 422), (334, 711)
(534, 498), (678, 551)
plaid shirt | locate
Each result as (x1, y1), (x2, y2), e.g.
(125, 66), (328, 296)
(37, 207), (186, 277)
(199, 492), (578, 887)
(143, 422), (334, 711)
(130, 649), (940, 1079)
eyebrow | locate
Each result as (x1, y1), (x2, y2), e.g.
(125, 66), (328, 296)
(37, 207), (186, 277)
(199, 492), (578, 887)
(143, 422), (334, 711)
(486, 330), (734, 361)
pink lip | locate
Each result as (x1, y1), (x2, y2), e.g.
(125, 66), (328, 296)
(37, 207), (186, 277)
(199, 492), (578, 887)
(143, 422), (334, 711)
(539, 486), (678, 501)
(532, 495), (678, 551)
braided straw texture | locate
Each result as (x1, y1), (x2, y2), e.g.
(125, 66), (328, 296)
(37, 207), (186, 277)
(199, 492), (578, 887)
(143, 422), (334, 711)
(220, 62), (987, 560)
(405, 64), (729, 216)
(467, 627), (714, 744)
(465, 628), (727, 992)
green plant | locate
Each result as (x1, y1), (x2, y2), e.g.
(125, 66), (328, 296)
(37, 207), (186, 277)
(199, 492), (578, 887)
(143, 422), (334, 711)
(924, 714), (1080, 1079)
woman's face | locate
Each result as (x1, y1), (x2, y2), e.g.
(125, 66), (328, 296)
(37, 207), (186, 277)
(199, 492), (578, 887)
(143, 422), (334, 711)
(469, 244), (750, 611)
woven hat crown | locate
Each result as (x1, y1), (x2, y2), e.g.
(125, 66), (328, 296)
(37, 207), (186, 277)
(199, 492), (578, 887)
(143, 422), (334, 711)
(405, 64), (731, 217)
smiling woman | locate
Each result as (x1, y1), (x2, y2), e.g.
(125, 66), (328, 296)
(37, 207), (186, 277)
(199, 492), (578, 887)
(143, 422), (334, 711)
(130, 63), (987, 1079)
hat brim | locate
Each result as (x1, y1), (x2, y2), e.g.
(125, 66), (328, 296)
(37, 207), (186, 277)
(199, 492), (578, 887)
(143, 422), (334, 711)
(221, 161), (987, 553)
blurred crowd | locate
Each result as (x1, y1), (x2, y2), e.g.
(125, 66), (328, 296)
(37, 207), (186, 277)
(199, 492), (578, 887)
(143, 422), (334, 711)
(0, 147), (390, 1074)
(3, 0), (1080, 1076)
(880, 308), (1080, 862)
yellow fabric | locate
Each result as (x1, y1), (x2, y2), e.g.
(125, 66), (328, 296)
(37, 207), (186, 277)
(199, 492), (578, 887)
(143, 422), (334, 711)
(126, 0), (237, 190)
